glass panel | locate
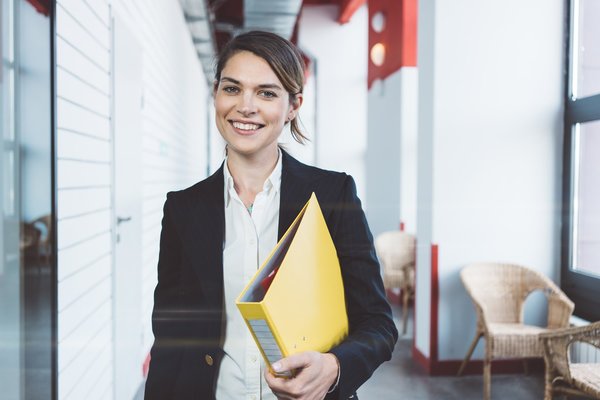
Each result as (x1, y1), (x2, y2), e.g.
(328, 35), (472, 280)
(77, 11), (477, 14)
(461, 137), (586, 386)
(573, 0), (600, 98)
(1, 1), (54, 398)
(18, 0), (54, 398)
(0, 0), (22, 399)
(573, 120), (600, 277)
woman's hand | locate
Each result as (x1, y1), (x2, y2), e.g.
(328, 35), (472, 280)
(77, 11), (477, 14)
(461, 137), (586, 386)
(265, 351), (339, 400)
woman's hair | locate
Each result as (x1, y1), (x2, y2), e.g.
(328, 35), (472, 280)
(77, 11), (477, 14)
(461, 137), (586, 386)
(214, 31), (308, 144)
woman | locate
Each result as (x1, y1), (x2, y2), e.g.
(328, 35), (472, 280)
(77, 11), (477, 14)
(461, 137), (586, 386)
(145, 31), (398, 400)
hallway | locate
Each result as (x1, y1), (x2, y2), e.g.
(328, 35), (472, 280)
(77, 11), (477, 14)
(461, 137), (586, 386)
(134, 304), (545, 400)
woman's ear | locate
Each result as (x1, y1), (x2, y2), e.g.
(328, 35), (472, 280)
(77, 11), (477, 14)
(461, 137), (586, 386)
(288, 93), (303, 121)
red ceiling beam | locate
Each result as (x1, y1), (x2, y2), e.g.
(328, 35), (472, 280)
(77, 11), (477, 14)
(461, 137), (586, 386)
(302, 0), (365, 24)
(338, 0), (366, 24)
(26, 0), (51, 16)
(368, 0), (417, 88)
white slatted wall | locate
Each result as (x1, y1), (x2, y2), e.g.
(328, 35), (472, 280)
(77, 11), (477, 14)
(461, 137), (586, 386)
(56, 0), (113, 399)
(110, 0), (208, 360)
(56, 0), (208, 398)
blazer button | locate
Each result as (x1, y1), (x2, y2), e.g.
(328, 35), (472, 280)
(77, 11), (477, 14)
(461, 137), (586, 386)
(205, 354), (214, 366)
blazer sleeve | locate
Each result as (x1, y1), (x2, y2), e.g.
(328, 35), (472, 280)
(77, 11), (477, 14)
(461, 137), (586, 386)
(145, 193), (184, 399)
(326, 175), (399, 399)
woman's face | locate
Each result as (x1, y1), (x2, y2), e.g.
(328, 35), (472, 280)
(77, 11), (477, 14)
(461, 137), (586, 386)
(214, 51), (302, 160)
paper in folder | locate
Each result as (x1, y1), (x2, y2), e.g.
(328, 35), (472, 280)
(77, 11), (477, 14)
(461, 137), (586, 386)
(236, 193), (348, 375)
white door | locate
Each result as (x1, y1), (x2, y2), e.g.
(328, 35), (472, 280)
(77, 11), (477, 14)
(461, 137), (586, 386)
(112, 14), (143, 400)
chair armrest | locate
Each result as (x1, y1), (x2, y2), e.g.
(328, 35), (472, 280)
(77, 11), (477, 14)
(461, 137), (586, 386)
(540, 321), (600, 344)
(540, 321), (600, 382)
(545, 289), (574, 329)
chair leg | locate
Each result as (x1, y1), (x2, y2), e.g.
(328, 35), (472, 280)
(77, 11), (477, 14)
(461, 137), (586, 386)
(402, 288), (410, 335)
(543, 364), (553, 400)
(457, 331), (483, 376)
(483, 356), (491, 400)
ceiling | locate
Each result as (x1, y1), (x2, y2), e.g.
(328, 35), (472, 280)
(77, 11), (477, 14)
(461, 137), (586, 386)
(178, 0), (362, 84)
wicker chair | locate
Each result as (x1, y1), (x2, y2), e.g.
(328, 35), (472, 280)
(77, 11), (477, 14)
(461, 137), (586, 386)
(458, 262), (574, 400)
(374, 231), (415, 335)
(540, 321), (600, 399)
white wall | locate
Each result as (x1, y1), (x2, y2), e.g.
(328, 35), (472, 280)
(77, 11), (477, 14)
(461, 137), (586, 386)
(366, 75), (402, 237)
(56, 0), (207, 398)
(55, 1), (114, 398)
(416, 0), (565, 360)
(298, 5), (368, 201)
(110, 0), (207, 363)
(366, 67), (418, 238)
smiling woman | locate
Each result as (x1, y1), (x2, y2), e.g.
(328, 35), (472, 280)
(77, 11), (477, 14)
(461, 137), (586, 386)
(213, 50), (302, 166)
(144, 31), (398, 400)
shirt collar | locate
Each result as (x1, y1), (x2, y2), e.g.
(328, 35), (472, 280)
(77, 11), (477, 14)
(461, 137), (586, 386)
(223, 148), (283, 207)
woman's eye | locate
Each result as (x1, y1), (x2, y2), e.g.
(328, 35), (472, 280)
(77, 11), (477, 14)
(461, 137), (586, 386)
(259, 90), (277, 98)
(222, 86), (239, 94)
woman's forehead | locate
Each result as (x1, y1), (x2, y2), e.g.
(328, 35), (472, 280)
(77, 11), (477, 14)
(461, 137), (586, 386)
(221, 51), (283, 88)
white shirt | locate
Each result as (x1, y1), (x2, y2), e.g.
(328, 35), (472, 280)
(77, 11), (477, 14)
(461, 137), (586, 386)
(215, 151), (282, 400)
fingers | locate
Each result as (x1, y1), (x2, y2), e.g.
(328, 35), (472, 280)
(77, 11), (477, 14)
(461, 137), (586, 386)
(265, 351), (334, 400)
(272, 351), (316, 375)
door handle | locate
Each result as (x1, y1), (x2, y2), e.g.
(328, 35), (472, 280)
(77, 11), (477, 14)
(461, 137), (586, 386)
(117, 216), (132, 225)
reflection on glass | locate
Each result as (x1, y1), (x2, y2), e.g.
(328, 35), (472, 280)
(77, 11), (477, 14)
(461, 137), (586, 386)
(1, 0), (54, 398)
(0, 0), (22, 399)
(573, 120), (600, 277)
(573, 0), (600, 98)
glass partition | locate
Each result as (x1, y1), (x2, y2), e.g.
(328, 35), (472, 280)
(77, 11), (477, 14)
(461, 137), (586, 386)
(1, 0), (22, 398)
(0, 0), (55, 398)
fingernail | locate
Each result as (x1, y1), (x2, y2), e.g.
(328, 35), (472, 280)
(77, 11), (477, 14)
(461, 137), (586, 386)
(272, 362), (282, 372)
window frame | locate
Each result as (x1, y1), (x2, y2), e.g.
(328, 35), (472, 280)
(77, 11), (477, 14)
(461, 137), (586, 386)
(561, 0), (600, 322)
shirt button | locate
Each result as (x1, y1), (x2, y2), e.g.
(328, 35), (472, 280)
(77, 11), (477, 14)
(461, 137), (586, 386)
(250, 395), (256, 400)
(204, 354), (213, 366)
(249, 238), (256, 245)
(251, 355), (257, 363)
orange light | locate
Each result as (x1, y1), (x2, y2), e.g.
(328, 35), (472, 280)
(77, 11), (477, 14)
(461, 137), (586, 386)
(370, 43), (385, 66)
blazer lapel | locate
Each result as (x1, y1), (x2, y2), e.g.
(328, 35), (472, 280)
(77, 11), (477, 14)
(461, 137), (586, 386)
(187, 165), (225, 305)
(278, 151), (314, 240)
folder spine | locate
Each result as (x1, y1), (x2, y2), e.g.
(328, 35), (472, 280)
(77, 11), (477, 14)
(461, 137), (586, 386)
(248, 319), (283, 365)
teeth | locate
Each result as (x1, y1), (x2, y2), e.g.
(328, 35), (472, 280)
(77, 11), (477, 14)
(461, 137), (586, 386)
(232, 121), (261, 131)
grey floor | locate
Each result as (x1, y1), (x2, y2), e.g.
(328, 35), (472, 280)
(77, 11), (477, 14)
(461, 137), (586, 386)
(135, 304), (546, 399)
(357, 305), (544, 399)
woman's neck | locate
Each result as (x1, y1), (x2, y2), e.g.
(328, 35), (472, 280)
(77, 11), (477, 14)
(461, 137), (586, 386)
(226, 147), (279, 207)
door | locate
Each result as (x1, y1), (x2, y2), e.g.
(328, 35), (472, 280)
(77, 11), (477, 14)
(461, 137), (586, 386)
(112, 13), (143, 400)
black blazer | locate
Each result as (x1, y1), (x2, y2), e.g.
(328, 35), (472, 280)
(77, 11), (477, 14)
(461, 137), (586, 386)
(145, 151), (398, 400)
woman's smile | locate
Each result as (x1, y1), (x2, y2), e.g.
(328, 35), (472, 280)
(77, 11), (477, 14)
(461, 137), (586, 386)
(229, 119), (265, 135)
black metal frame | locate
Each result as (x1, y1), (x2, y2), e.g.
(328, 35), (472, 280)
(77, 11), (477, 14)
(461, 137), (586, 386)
(50, 0), (57, 398)
(561, 0), (600, 322)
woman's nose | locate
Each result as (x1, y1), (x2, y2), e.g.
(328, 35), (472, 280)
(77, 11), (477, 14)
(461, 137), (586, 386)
(237, 93), (257, 116)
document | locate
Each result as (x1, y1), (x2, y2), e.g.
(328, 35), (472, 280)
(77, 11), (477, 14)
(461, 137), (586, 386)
(236, 193), (348, 375)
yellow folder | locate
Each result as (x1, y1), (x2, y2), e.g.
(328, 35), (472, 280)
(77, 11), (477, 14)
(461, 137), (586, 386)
(236, 193), (348, 375)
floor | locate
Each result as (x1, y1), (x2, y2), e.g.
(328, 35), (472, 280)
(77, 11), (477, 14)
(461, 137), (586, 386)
(135, 304), (547, 400)
(357, 305), (545, 400)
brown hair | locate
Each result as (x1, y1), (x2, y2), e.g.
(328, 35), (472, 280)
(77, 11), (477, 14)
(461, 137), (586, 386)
(214, 31), (308, 144)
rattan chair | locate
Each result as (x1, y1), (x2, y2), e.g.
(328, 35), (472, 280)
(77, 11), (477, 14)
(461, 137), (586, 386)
(540, 321), (600, 399)
(374, 231), (415, 335)
(458, 262), (574, 400)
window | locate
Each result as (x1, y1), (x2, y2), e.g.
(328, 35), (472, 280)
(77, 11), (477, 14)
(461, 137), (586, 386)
(562, 0), (600, 321)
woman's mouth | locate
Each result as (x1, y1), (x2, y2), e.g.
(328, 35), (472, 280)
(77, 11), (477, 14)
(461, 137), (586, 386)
(230, 120), (265, 135)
